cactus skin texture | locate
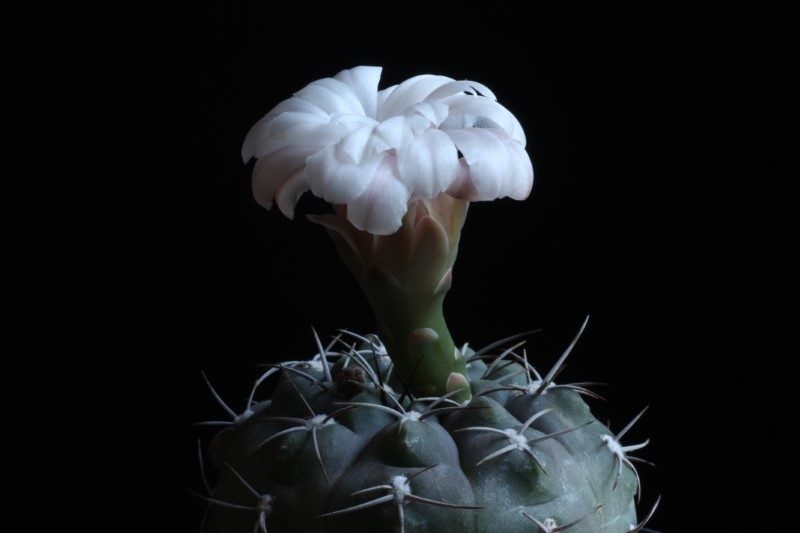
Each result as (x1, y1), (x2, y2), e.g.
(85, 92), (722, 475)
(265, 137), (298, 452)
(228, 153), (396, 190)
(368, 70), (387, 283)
(197, 328), (652, 533)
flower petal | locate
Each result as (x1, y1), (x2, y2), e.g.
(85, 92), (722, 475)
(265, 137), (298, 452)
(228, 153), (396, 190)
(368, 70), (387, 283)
(256, 113), (345, 158)
(347, 158), (411, 235)
(251, 144), (320, 210)
(306, 136), (380, 204)
(377, 75), (455, 120)
(445, 128), (533, 201)
(426, 79), (497, 101)
(294, 77), (367, 116)
(442, 96), (527, 145)
(405, 101), (450, 125)
(396, 129), (459, 198)
(274, 167), (309, 219)
(268, 96), (329, 118)
(372, 114), (430, 148)
(334, 66), (382, 119)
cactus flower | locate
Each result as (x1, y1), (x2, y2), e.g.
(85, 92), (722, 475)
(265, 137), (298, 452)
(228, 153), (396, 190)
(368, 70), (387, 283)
(242, 66), (533, 236)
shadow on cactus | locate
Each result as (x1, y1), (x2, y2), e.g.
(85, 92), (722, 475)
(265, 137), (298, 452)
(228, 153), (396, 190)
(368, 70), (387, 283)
(194, 66), (660, 533)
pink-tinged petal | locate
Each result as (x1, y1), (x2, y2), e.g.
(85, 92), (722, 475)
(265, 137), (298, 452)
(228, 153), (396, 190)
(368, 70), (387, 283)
(445, 128), (533, 201)
(294, 77), (366, 116)
(251, 144), (320, 210)
(377, 75), (455, 120)
(274, 167), (309, 219)
(334, 66), (382, 119)
(445, 160), (483, 201)
(396, 129), (459, 198)
(347, 158), (411, 235)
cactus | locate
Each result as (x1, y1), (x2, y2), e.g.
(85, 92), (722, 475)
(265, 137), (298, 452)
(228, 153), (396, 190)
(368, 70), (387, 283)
(195, 66), (658, 532)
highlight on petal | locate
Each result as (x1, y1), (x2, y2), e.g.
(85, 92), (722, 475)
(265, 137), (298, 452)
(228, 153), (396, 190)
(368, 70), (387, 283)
(243, 66), (533, 235)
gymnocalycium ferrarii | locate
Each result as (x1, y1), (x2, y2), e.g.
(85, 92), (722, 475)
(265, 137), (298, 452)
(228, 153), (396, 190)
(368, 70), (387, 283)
(195, 66), (659, 533)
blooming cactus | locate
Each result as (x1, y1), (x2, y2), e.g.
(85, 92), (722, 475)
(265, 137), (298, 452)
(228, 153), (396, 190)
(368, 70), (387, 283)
(196, 67), (657, 533)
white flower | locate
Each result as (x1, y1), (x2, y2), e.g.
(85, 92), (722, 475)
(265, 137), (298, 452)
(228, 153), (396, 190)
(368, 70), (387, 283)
(242, 66), (533, 235)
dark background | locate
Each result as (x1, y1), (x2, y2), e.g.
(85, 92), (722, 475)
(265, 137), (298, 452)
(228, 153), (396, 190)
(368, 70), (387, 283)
(14, 2), (753, 531)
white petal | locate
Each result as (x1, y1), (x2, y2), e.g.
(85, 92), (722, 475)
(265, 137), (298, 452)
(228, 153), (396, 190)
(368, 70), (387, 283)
(275, 168), (309, 219)
(442, 96), (527, 145)
(305, 144), (379, 205)
(338, 124), (389, 162)
(404, 101), (450, 125)
(251, 144), (320, 210)
(255, 113), (345, 157)
(334, 66), (382, 119)
(329, 113), (379, 129)
(268, 96), (329, 118)
(294, 77), (366, 116)
(426, 79), (497, 101)
(347, 158), (411, 235)
(373, 114), (430, 148)
(242, 113), (275, 162)
(445, 128), (533, 201)
(377, 75), (454, 120)
(498, 136), (534, 200)
(396, 129), (459, 198)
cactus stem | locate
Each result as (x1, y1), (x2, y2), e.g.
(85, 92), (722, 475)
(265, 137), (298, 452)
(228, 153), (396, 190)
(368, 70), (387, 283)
(278, 364), (333, 392)
(457, 414), (593, 471)
(522, 504), (602, 532)
(249, 375), (346, 483)
(317, 465), (481, 532)
(334, 332), (396, 402)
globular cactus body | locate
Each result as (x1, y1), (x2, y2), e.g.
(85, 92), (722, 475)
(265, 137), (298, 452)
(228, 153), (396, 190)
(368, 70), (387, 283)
(198, 328), (651, 533)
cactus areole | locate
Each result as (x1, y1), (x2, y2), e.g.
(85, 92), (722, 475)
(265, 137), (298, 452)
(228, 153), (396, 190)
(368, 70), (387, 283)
(196, 66), (658, 533)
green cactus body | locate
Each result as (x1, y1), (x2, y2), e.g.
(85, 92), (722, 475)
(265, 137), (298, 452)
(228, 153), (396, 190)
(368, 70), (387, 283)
(198, 329), (650, 533)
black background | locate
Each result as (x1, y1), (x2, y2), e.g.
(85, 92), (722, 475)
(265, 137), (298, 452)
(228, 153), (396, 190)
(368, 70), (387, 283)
(14, 2), (753, 531)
